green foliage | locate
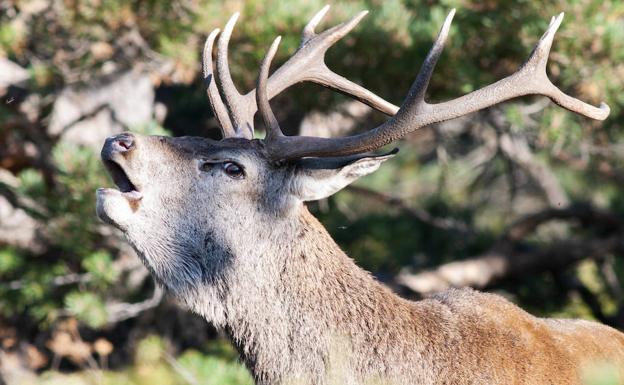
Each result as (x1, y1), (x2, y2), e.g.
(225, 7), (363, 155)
(0, 248), (22, 273)
(133, 336), (252, 385)
(82, 251), (118, 286)
(0, 141), (111, 324)
(135, 335), (168, 365)
(176, 350), (253, 385)
(65, 291), (108, 329)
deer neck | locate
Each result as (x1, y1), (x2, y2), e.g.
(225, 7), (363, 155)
(186, 206), (414, 383)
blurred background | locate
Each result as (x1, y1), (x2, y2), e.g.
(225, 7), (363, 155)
(0, 0), (623, 384)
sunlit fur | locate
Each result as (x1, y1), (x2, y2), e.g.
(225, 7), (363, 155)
(97, 133), (624, 385)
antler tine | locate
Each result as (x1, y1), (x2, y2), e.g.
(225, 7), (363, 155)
(407, 9), (455, 103)
(216, 13), (254, 139)
(312, 8), (369, 48)
(203, 28), (237, 138)
(262, 10), (609, 160)
(523, 13), (610, 118)
(300, 9), (400, 114)
(207, 8), (396, 139)
(235, 6), (399, 133)
(418, 11), (609, 123)
(296, 9), (399, 115)
(257, 37), (284, 141)
(204, 7), (400, 139)
(302, 5), (331, 45)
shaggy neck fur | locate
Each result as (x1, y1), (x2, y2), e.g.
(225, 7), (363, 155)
(176, 206), (428, 384)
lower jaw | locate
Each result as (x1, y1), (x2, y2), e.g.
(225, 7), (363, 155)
(95, 188), (142, 226)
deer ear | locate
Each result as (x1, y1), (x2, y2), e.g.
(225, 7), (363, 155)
(290, 149), (398, 202)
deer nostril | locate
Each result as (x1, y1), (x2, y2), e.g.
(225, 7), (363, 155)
(118, 139), (132, 150)
(112, 134), (135, 153)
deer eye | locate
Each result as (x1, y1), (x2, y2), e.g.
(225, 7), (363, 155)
(222, 162), (245, 179)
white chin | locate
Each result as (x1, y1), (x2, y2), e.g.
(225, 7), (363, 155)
(96, 188), (136, 230)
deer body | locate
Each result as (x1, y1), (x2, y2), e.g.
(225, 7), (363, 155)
(96, 7), (624, 385)
(220, 210), (624, 385)
(127, 201), (624, 385)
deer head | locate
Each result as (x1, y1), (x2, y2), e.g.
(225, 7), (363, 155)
(96, 8), (617, 384)
(96, 130), (394, 294)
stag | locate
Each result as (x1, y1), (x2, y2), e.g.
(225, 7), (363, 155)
(96, 7), (624, 385)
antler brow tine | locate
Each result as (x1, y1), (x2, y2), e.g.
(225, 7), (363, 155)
(203, 28), (236, 138)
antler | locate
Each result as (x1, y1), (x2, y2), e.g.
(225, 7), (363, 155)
(203, 28), (237, 137)
(203, 6), (399, 139)
(256, 11), (609, 160)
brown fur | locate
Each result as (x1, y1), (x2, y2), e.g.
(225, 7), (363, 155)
(249, 209), (624, 385)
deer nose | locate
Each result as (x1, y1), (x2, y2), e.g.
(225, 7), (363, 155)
(102, 133), (136, 160)
(110, 133), (135, 152)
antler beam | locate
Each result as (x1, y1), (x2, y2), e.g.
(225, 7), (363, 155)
(258, 11), (609, 160)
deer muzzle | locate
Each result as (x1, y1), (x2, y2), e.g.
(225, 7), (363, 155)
(96, 133), (145, 228)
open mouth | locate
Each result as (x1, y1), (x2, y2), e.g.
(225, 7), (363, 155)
(103, 160), (143, 201)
